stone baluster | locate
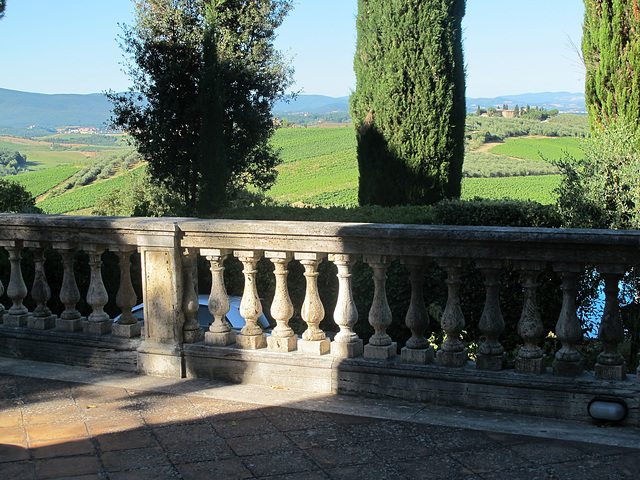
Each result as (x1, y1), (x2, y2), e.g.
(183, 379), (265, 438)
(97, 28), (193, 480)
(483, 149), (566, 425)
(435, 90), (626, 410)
(363, 255), (396, 360)
(552, 263), (584, 377)
(329, 254), (363, 358)
(27, 245), (57, 330)
(234, 250), (266, 349)
(181, 248), (203, 343)
(4, 242), (29, 327)
(266, 251), (297, 352)
(400, 256), (434, 364)
(436, 257), (468, 367)
(295, 252), (330, 355)
(514, 261), (546, 373)
(202, 249), (236, 346)
(596, 265), (627, 380)
(55, 246), (85, 332)
(111, 248), (141, 338)
(476, 259), (507, 370)
(84, 247), (112, 335)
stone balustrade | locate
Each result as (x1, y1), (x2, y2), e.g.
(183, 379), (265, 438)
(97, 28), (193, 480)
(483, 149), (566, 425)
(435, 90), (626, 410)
(0, 213), (638, 424)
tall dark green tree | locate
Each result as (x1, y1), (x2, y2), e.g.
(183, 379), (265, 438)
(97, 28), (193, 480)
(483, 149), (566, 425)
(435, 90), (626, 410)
(350, 0), (466, 206)
(0, 1), (6, 20)
(108, 0), (293, 213)
(583, 0), (640, 130)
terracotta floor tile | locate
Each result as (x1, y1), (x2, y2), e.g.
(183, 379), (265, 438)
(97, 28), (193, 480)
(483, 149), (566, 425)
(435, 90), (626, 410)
(152, 422), (218, 446)
(23, 405), (84, 426)
(85, 415), (145, 435)
(0, 426), (28, 446)
(34, 455), (101, 479)
(0, 410), (23, 428)
(0, 443), (30, 462)
(0, 460), (35, 479)
(29, 437), (95, 459)
(96, 428), (160, 452)
(26, 421), (88, 443)
(176, 458), (254, 480)
(108, 465), (181, 480)
(100, 446), (170, 472)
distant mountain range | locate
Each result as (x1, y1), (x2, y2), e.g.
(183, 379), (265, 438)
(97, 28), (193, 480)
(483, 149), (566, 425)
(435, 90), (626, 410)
(0, 88), (586, 132)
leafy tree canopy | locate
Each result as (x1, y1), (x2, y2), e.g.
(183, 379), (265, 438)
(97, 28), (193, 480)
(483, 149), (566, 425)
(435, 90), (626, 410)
(583, 0), (640, 130)
(0, 1), (6, 20)
(108, 0), (294, 214)
(0, 178), (40, 213)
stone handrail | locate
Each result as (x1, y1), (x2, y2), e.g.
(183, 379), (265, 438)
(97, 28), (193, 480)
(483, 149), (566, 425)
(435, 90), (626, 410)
(0, 214), (638, 423)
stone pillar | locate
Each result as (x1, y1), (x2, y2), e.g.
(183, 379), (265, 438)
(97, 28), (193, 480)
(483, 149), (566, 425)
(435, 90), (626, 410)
(112, 248), (142, 338)
(137, 242), (187, 378)
(364, 255), (396, 361)
(400, 257), (434, 364)
(595, 265), (627, 381)
(202, 249), (236, 347)
(552, 263), (584, 377)
(476, 259), (507, 370)
(234, 250), (267, 349)
(329, 254), (363, 358)
(55, 246), (85, 333)
(27, 246), (57, 330)
(266, 251), (297, 352)
(84, 246), (112, 335)
(295, 252), (330, 355)
(436, 258), (468, 367)
(181, 248), (203, 343)
(514, 261), (546, 374)
(4, 242), (29, 327)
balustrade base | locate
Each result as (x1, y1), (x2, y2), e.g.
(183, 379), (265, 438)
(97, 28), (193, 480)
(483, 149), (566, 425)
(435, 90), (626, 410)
(4, 313), (29, 327)
(138, 342), (184, 378)
(553, 358), (584, 377)
(205, 330), (237, 347)
(56, 317), (86, 333)
(476, 352), (507, 371)
(436, 349), (468, 367)
(331, 339), (364, 359)
(183, 327), (204, 344)
(84, 320), (113, 336)
(401, 346), (435, 364)
(515, 355), (547, 374)
(267, 335), (298, 353)
(298, 338), (330, 355)
(595, 363), (627, 381)
(27, 315), (57, 330)
(112, 322), (142, 339)
(365, 343), (397, 361)
(236, 333), (267, 350)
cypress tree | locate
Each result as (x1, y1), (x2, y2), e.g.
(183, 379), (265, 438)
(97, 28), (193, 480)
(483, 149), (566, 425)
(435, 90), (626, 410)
(350, 0), (466, 206)
(583, 0), (640, 129)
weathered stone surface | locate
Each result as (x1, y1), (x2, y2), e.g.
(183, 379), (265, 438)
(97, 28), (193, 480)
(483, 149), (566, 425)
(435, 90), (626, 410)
(514, 355), (546, 374)
(298, 338), (330, 356)
(364, 343), (397, 361)
(84, 319), (113, 336)
(205, 330), (237, 347)
(267, 335), (297, 353)
(236, 333), (267, 350)
(331, 339), (363, 359)
(476, 352), (507, 371)
(401, 346), (435, 365)
(595, 363), (627, 381)
(55, 317), (85, 333)
(4, 314), (29, 327)
(112, 322), (142, 338)
(27, 315), (56, 330)
(436, 349), (468, 368)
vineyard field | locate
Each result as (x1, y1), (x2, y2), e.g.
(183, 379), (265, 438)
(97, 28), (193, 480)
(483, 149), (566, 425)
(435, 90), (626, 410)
(11, 166), (82, 198)
(461, 175), (561, 205)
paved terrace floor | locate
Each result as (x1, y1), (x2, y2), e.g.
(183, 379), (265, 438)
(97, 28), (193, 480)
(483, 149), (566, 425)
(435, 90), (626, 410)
(0, 358), (639, 480)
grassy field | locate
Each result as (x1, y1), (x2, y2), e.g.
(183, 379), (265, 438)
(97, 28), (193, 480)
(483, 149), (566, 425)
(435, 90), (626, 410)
(489, 136), (585, 162)
(460, 175), (561, 205)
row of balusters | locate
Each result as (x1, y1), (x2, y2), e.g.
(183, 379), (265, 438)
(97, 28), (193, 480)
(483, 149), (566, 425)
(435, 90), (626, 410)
(0, 243), (630, 381)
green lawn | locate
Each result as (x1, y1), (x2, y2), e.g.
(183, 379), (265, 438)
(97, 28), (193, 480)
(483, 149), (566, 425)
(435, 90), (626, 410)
(489, 136), (585, 163)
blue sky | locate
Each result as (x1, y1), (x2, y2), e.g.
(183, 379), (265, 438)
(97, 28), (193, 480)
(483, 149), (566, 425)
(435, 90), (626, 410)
(0, 0), (585, 98)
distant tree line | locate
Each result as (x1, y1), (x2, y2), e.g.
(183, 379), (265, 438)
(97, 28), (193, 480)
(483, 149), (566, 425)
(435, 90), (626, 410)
(0, 149), (27, 176)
